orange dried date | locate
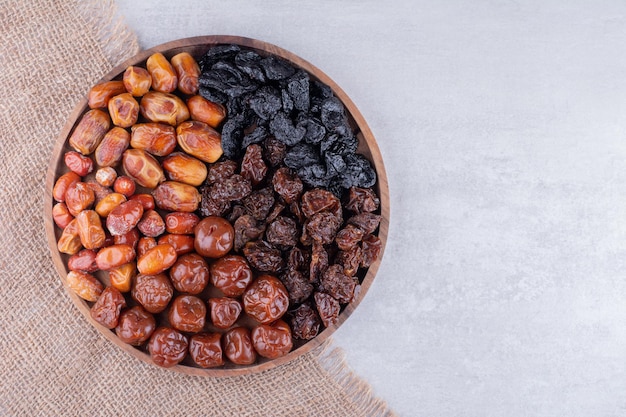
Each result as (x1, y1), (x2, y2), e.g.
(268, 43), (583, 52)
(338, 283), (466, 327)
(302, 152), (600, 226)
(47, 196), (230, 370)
(136, 243), (177, 275)
(223, 327), (256, 365)
(122, 149), (165, 189)
(53, 171), (80, 203)
(168, 253), (209, 294)
(132, 273), (174, 314)
(95, 244), (136, 270)
(146, 52), (178, 93)
(139, 91), (189, 126)
(116, 305), (156, 346)
(108, 93), (139, 128)
(148, 327), (188, 368)
(113, 227), (140, 249)
(242, 274), (289, 324)
(52, 202), (73, 229)
(137, 209), (165, 238)
(66, 270), (103, 302)
(189, 333), (224, 368)
(68, 109), (110, 155)
(171, 52), (200, 95)
(176, 120), (223, 163)
(251, 319), (293, 359)
(164, 212), (199, 235)
(187, 95), (226, 128)
(95, 192), (126, 218)
(76, 210), (106, 250)
(137, 236), (157, 258)
(67, 249), (98, 273)
(109, 261), (136, 293)
(129, 193), (155, 210)
(95, 127), (130, 167)
(64, 151), (94, 176)
(88, 81), (127, 109)
(168, 295), (206, 333)
(130, 123), (177, 157)
(106, 200), (144, 236)
(158, 234), (195, 256)
(90, 287), (127, 329)
(162, 152), (207, 186)
(57, 218), (82, 255)
(65, 181), (95, 216)
(95, 167), (117, 187)
(153, 181), (201, 213)
(123, 66), (152, 97)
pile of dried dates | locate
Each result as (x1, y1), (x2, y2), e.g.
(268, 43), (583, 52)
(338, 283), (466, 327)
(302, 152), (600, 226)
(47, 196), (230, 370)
(52, 44), (382, 369)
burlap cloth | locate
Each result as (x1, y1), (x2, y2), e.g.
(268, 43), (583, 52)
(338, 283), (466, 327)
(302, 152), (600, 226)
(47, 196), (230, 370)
(0, 1), (395, 416)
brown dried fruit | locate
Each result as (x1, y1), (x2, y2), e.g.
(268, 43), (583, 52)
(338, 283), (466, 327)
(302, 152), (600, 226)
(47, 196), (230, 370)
(266, 216), (299, 249)
(106, 200), (144, 236)
(115, 306), (156, 346)
(95, 192), (126, 218)
(171, 52), (200, 95)
(67, 249), (98, 273)
(123, 66), (152, 97)
(335, 224), (365, 251)
(210, 255), (253, 297)
(53, 171), (80, 203)
(139, 91), (189, 126)
(95, 167), (117, 187)
(65, 181), (95, 216)
(187, 95), (226, 128)
(347, 213), (381, 235)
(242, 274), (289, 324)
(301, 188), (342, 219)
(280, 269), (313, 304)
(164, 212), (200, 235)
(122, 149), (165, 189)
(113, 176), (136, 197)
(108, 93), (139, 128)
(176, 120), (223, 163)
(90, 287), (126, 329)
(132, 273), (174, 314)
(153, 181), (201, 213)
(320, 264), (356, 304)
(68, 109), (111, 155)
(87, 81), (126, 109)
(272, 167), (303, 205)
(76, 209), (106, 250)
(137, 243), (177, 275)
(251, 320), (293, 359)
(95, 244), (136, 270)
(208, 297), (243, 329)
(361, 234), (382, 268)
(109, 262), (136, 292)
(64, 151), (94, 176)
(52, 202), (74, 229)
(314, 292), (340, 328)
(345, 186), (380, 213)
(168, 295), (206, 333)
(57, 219), (82, 255)
(290, 303), (321, 340)
(158, 234), (195, 256)
(223, 327), (256, 365)
(243, 240), (284, 273)
(146, 52), (178, 93)
(66, 270), (103, 302)
(162, 152), (207, 186)
(137, 209), (166, 238)
(169, 253), (209, 294)
(189, 333), (224, 368)
(240, 144), (267, 185)
(130, 123), (177, 157)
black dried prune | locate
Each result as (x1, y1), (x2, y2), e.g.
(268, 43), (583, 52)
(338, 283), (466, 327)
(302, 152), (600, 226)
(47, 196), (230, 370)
(198, 44), (241, 72)
(298, 164), (329, 189)
(270, 111), (306, 146)
(280, 269), (313, 304)
(310, 81), (333, 114)
(243, 187), (275, 220)
(345, 187), (380, 213)
(249, 86), (282, 120)
(212, 174), (252, 202)
(260, 56), (296, 80)
(285, 71), (310, 112)
(340, 153), (377, 189)
(221, 113), (247, 159)
(240, 144), (268, 185)
(335, 245), (362, 277)
(347, 213), (381, 235)
(207, 160), (238, 185)
(201, 61), (258, 98)
(241, 126), (268, 149)
(322, 133), (358, 156)
(299, 116), (326, 144)
(266, 216), (299, 249)
(319, 264), (356, 304)
(320, 97), (351, 136)
(314, 292), (340, 328)
(281, 89), (294, 114)
(199, 86), (228, 104)
(306, 212), (342, 245)
(361, 234), (382, 268)
(234, 214), (265, 252)
(234, 50), (266, 83)
(335, 224), (365, 251)
(263, 137), (287, 167)
(309, 241), (328, 283)
(290, 303), (320, 340)
(272, 167), (303, 205)
(324, 152), (347, 177)
(243, 240), (284, 272)
(284, 143), (320, 170)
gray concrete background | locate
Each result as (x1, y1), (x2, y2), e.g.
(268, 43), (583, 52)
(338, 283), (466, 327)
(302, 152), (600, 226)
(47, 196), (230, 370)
(116, 1), (626, 415)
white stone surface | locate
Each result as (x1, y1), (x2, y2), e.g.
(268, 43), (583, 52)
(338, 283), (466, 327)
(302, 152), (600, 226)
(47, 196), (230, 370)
(116, 1), (626, 415)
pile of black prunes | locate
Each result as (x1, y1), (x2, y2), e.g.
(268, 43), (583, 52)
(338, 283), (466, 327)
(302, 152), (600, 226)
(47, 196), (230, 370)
(197, 44), (376, 198)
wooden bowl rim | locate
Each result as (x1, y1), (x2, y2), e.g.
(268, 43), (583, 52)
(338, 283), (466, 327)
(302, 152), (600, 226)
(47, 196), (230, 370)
(44, 35), (390, 376)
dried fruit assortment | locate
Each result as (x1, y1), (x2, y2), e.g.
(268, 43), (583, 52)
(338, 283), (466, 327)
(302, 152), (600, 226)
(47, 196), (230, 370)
(53, 45), (382, 369)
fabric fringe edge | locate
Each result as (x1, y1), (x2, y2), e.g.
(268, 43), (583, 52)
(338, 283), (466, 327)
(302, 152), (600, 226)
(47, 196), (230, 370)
(74, 0), (140, 68)
(316, 340), (398, 417)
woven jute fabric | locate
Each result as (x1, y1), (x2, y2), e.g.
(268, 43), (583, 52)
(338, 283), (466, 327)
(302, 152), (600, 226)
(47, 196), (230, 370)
(0, 1), (395, 416)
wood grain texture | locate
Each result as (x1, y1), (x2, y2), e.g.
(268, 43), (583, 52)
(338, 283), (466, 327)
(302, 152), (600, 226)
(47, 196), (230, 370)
(44, 35), (389, 376)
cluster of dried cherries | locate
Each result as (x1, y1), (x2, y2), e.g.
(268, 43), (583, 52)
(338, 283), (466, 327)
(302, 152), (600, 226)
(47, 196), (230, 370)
(52, 44), (382, 369)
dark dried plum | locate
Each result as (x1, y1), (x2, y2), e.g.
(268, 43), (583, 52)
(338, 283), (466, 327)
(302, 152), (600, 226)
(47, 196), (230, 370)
(290, 303), (320, 340)
(198, 44), (241, 71)
(299, 116), (326, 144)
(335, 224), (365, 251)
(284, 143), (320, 170)
(314, 292), (340, 328)
(221, 113), (246, 159)
(320, 264), (356, 304)
(234, 50), (266, 83)
(266, 216), (299, 249)
(249, 86), (282, 120)
(310, 81), (334, 114)
(243, 187), (275, 220)
(243, 240), (284, 272)
(260, 56), (296, 80)
(360, 234), (382, 268)
(323, 133), (358, 156)
(234, 214), (265, 252)
(266, 201), (286, 224)
(297, 164), (329, 188)
(324, 152), (347, 177)
(201, 61), (258, 98)
(280, 269), (312, 304)
(306, 212), (342, 245)
(345, 187), (380, 213)
(347, 213), (381, 235)
(340, 153), (377, 188)
(335, 245), (362, 277)
(309, 241), (328, 283)
(199, 86), (228, 104)
(241, 126), (268, 149)
(320, 97), (350, 136)
(207, 160), (238, 185)
(272, 167), (303, 205)
(240, 144), (268, 185)
(263, 137), (287, 167)
(285, 71), (310, 112)
(270, 111), (306, 146)
(226, 204), (246, 223)
(281, 89), (294, 114)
